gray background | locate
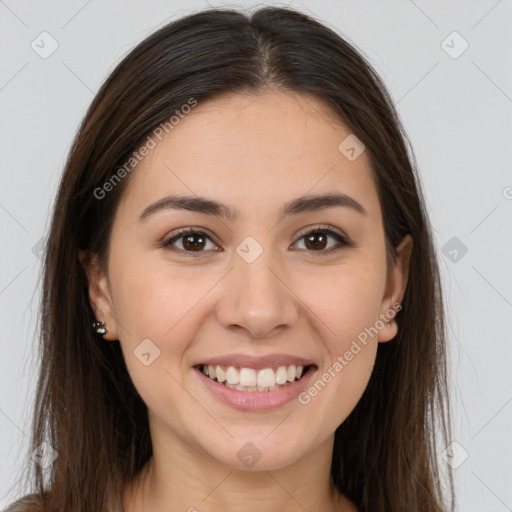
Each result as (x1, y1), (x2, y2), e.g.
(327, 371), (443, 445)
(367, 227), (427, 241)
(1, 0), (511, 510)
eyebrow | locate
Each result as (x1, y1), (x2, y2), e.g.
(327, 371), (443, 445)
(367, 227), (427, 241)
(138, 192), (367, 223)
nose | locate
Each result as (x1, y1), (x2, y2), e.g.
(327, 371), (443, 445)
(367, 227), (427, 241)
(215, 246), (299, 339)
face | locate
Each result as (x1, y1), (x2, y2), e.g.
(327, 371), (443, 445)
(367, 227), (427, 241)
(82, 91), (412, 471)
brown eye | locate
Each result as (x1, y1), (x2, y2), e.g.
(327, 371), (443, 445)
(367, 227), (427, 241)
(163, 229), (219, 254)
(162, 225), (350, 257)
(293, 227), (350, 254)
(181, 233), (207, 251)
(304, 231), (329, 250)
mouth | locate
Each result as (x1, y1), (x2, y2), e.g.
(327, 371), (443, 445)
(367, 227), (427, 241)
(193, 361), (318, 411)
(196, 363), (314, 392)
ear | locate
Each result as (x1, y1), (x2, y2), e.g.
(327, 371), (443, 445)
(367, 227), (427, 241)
(377, 234), (413, 343)
(79, 250), (119, 341)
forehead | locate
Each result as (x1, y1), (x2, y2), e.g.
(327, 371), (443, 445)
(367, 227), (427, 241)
(116, 91), (381, 223)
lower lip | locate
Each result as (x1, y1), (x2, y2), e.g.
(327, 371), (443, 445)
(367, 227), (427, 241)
(194, 366), (316, 411)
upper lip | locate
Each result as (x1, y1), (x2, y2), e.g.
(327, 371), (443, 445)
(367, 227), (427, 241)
(195, 353), (316, 370)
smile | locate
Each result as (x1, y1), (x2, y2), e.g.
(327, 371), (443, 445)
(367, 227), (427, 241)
(199, 364), (308, 392)
(194, 361), (317, 411)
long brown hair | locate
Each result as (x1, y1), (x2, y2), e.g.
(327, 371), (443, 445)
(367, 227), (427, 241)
(5, 6), (454, 511)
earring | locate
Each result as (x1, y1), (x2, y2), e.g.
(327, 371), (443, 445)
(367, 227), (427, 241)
(92, 321), (108, 336)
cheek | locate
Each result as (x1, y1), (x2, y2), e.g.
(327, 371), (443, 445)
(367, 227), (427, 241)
(296, 261), (384, 418)
(302, 261), (386, 348)
(110, 263), (208, 420)
(111, 257), (210, 339)
(109, 257), (224, 394)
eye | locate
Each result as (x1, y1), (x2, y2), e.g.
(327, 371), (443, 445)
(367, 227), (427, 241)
(161, 224), (351, 256)
(162, 228), (220, 255)
(292, 225), (351, 254)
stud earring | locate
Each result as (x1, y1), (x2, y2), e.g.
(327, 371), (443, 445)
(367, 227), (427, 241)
(92, 321), (108, 336)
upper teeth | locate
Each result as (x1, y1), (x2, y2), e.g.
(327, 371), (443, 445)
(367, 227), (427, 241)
(201, 364), (305, 387)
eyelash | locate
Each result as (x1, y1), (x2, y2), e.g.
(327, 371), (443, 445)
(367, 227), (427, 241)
(161, 224), (352, 257)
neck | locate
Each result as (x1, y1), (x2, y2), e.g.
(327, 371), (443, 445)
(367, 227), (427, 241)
(122, 419), (356, 512)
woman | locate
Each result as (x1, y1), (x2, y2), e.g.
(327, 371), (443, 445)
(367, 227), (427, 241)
(6, 6), (454, 512)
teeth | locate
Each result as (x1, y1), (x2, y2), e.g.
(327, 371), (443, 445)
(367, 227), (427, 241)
(226, 366), (239, 385)
(215, 365), (226, 383)
(200, 363), (308, 391)
(275, 366), (288, 385)
(257, 368), (276, 388)
(239, 368), (257, 387)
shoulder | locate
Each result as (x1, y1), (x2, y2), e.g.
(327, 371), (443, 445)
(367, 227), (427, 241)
(3, 494), (44, 512)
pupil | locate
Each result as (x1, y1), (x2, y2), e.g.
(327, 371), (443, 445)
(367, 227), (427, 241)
(184, 234), (205, 251)
(305, 233), (327, 250)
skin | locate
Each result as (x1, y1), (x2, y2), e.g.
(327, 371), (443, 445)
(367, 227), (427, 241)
(81, 90), (412, 512)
